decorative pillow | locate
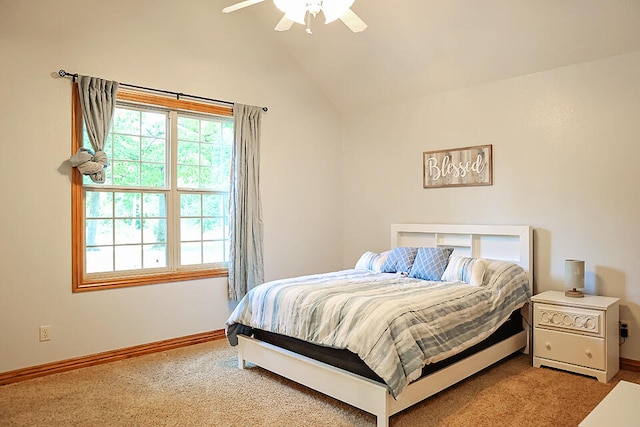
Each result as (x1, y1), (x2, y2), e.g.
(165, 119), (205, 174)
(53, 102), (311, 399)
(374, 250), (391, 273)
(355, 250), (391, 273)
(408, 247), (454, 281)
(355, 251), (377, 270)
(441, 256), (488, 286)
(380, 247), (418, 273)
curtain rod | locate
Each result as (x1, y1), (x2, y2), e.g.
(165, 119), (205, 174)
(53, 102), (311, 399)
(58, 69), (268, 112)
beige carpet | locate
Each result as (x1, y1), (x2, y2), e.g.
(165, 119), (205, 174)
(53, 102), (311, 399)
(1, 339), (639, 426)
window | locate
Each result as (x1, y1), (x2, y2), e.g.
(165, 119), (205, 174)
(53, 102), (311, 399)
(72, 88), (234, 291)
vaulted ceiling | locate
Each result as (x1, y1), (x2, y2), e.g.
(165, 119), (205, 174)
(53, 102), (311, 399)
(221, 0), (640, 113)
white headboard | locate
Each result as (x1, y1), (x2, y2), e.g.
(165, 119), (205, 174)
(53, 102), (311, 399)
(391, 223), (533, 290)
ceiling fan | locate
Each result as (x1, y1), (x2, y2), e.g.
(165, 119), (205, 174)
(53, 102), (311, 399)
(222, 0), (367, 35)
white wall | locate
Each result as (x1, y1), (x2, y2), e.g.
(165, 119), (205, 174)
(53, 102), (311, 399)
(342, 51), (640, 360)
(0, 0), (344, 372)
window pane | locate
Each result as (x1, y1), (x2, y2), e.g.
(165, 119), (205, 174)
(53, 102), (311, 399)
(90, 107), (168, 191)
(114, 219), (141, 244)
(199, 167), (214, 188)
(86, 191), (112, 218)
(181, 242), (201, 265)
(178, 117), (199, 141)
(203, 194), (225, 217)
(143, 218), (166, 244)
(203, 241), (224, 263)
(211, 144), (223, 166)
(214, 146), (231, 188)
(141, 137), (165, 163)
(177, 165), (198, 188)
(112, 161), (140, 186)
(141, 163), (165, 187)
(143, 244), (167, 269)
(141, 111), (166, 138)
(114, 192), (141, 218)
(181, 218), (202, 241)
(103, 166), (113, 185)
(112, 134), (140, 161)
(203, 217), (224, 240)
(115, 245), (142, 271)
(112, 108), (140, 135)
(176, 115), (232, 191)
(143, 193), (166, 218)
(178, 191), (229, 266)
(86, 246), (114, 273)
(180, 194), (201, 217)
(86, 219), (113, 246)
(200, 144), (214, 166)
(178, 141), (199, 165)
(201, 120), (221, 143)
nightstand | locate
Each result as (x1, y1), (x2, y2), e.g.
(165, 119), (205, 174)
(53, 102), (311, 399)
(531, 290), (619, 382)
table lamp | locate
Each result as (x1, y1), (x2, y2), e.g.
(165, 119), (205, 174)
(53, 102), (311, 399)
(565, 259), (585, 298)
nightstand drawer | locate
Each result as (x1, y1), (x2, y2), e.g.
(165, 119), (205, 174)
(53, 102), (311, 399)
(534, 303), (604, 337)
(534, 328), (605, 370)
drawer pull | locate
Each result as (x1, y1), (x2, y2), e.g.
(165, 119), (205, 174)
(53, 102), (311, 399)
(545, 342), (551, 350)
(585, 349), (592, 358)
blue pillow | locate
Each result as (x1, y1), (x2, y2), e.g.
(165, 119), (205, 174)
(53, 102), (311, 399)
(380, 247), (418, 273)
(409, 247), (454, 281)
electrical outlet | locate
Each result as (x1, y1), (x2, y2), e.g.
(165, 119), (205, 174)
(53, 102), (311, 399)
(39, 325), (51, 342)
(620, 320), (630, 338)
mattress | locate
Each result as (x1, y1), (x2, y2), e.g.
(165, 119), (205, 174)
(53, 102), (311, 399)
(251, 310), (524, 383)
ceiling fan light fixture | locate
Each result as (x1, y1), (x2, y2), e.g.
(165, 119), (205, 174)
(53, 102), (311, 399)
(273, 0), (307, 24)
(273, 0), (354, 25)
(322, 0), (354, 23)
(224, 0), (365, 33)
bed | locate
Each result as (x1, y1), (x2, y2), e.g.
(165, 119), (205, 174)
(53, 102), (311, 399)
(226, 224), (533, 427)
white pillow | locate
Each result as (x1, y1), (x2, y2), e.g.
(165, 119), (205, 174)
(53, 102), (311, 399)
(441, 256), (488, 286)
(355, 250), (391, 273)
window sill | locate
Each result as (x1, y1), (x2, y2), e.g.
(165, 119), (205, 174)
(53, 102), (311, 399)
(72, 268), (228, 292)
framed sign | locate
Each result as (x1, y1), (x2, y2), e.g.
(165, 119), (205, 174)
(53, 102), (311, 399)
(423, 144), (492, 188)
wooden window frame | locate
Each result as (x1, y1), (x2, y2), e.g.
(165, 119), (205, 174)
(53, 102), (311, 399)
(71, 85), (233, 292)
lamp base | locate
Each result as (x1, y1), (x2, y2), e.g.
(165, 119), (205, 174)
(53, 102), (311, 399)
(565, 288), (584, 298)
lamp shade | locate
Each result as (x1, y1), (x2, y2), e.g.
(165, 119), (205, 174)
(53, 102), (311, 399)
(565, 259), (585, 289)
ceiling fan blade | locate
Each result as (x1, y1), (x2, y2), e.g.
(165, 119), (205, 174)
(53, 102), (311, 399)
(274, 15), (295, 31)
(339, 8), (367, 33)
(222, 0), (266, 14)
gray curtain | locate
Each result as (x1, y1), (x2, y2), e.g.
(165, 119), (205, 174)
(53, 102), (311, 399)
(228, 104), (264, 301)
(69, 75), (119, 184)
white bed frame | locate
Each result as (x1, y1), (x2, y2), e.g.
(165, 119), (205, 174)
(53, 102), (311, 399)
(236, 224), (533, 427)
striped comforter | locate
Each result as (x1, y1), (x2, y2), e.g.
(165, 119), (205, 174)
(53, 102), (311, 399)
(226, 260), (530, 398)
